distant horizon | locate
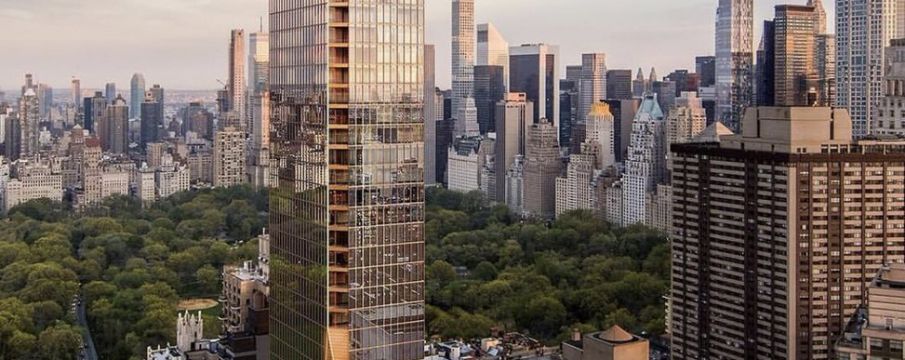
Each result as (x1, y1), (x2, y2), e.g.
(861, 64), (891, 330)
(1, 0), (834, 91)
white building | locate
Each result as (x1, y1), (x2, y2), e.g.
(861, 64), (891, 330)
(836, 0), (903, 136)
(135, 167), (157, 204)
(505, 155), (526, 216)
(157, 165), (190, 199)
(4, 161), (63, 212)
(621, 94), (666, 226)
(873, 38), (905, 136)
(447, 136), (483, 193)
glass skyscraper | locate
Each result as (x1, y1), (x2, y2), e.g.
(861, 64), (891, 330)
(268, 1), (426, 359)
(715, 0), (753, 132)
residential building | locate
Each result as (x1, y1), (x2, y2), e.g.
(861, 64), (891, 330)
(874, 38), (905, 135)
(18, 89), (39, 158)
(835, 264), (905, 359)
(604, 99), (640, 163)
(267, 0), (426, 358)
(4, 161), (63, 212)
(670, 107), (905, 359)
(447, 136), (483, 193)
(212, 128), (245, 188)
(104, 96), (129, 154)
(505, 155), (526, 216)
(510, 44), (560, 133)
(452, 0), (479, 137)
(424, 45), (438, 186)
(71, 78), (81, 110)
(228, 29), (246, 126)
(836, 0), (902, 136)
(621, 94), (666, 226)
(715, 0), (754, 132)
(523, 120), (562, 219)
(494, 93), (533, 200)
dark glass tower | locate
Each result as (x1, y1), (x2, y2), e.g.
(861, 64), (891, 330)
(268, 1), (426, 359)
(474, 65), (505, 134)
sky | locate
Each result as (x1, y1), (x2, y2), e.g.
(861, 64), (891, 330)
(0, 0), (835, 91)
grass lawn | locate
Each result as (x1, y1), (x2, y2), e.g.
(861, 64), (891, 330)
(177, 298), (222, 339)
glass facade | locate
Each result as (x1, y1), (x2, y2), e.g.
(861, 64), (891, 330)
(269, 0), (425, 359)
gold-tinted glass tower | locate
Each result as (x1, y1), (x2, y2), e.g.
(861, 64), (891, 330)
(268, 1), (426, 359)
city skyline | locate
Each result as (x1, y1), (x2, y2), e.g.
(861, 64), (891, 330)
(1, 0), (835, 91)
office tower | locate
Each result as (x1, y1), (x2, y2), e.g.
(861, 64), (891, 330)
(228, 29), (246, 127)
(18, 89), (39, 158)
(213, 128), (246, 188)
(606, 70), (634, 101)
(566, 66), (583, 86)
(834, 264), (905, 358)
(268, 0), (426, 359)
(248, 31), (269, 95)
(561, 89), (578, 152)
(5, 115), (20, 161)
(579, 53), (608, 124)
(815, 34), (836, 107)
(474, 65), (506, 134)
(621, 94), (665, 226)
(604, 99), (640, 163)
(837, 0), (903, 136)
(436, 117), (454, 186)
(452, 0), (479, 137)
(105, 83), (116, 103)
(36, 84), (52, 119)
(477, 23), (509, 90)
(696, 56), (717, 87)
(583, 102), (616, 170)
(665, 70), (701, 97)
(130, 74), (146, 119)
(71, 78), (81, 109)
(424, 45), (438, 186)
(140, 92), (161, 149)
(183, 102), (215, 140)
(652, 81), (677, 111)
(149, 85), (165, 116)
(21, 74), (35, 96)
(523, 120), (562, 219)
(756, 20), (776, 106)
(670, 107), (905, 359)
(510, 44), (560, 133)
(774, 5), (819, 106)
(85, 92), (106, 134)
(715, 0), (754, 131)
(105, 96), (129, 154)
(494, 93), (533, 201)
(632, 68), (647, 98)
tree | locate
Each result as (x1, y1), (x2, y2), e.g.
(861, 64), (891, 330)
(195, 265), (220, 295)
(36, 324), (82, 360)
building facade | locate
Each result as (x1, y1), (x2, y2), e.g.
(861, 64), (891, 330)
(715, 0), (754, 132)
(268, 0), (426, 359)
(510, 44), (560, 135)
(670, 107), (905, 359)
(621, 95), (666, 226)
(523, 120), (562, 219)
(452, 0), (479, 137)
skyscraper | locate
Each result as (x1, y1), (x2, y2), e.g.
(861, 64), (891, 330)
(579, 53), (607, 124)
(632, 68), (647, 98)
(756, 20), (776, 106)
(670, 106), (905, 359)
(130, 73), (146, 119)
(523, 120), (562, 219)
(452, 0), (479, 137)
(696, 56), (717, 87)
(474, 65), (506, 134)
(71, 77), (81, 109)
(228, 29), (246, 127)
(477, 23), (509, 90)
(268, 0), (425, 358)
(874, 38), (905, 135)
(248, 31), (269, 95)
(18, 89), (39, 158)
(105, 83), (116, 103)
(249, 30), (271, 189)
(621, 94), (665, 226)
(213, 127), (246, 188)
(836, 0), (902, 136)
(510, 44), (560, 135)
(140, 91), (161, 149)
(105, 96), (129, 154)
(494, 93), (533, 201)
(774, 5), (820, 106)
(715, 0), (754, 131)
(606, 70), (633, 101)
(425, 44), (438, 186)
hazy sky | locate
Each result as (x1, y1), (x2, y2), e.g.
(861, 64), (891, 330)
(0, 0), (834, 91)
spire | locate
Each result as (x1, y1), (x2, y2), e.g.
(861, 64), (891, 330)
(636, 68), (645, 81)
(649, 67), (658, 83)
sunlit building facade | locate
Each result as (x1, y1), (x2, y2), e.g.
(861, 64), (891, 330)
(715, 0), (754, 132)
(268, 0), (426, 359)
